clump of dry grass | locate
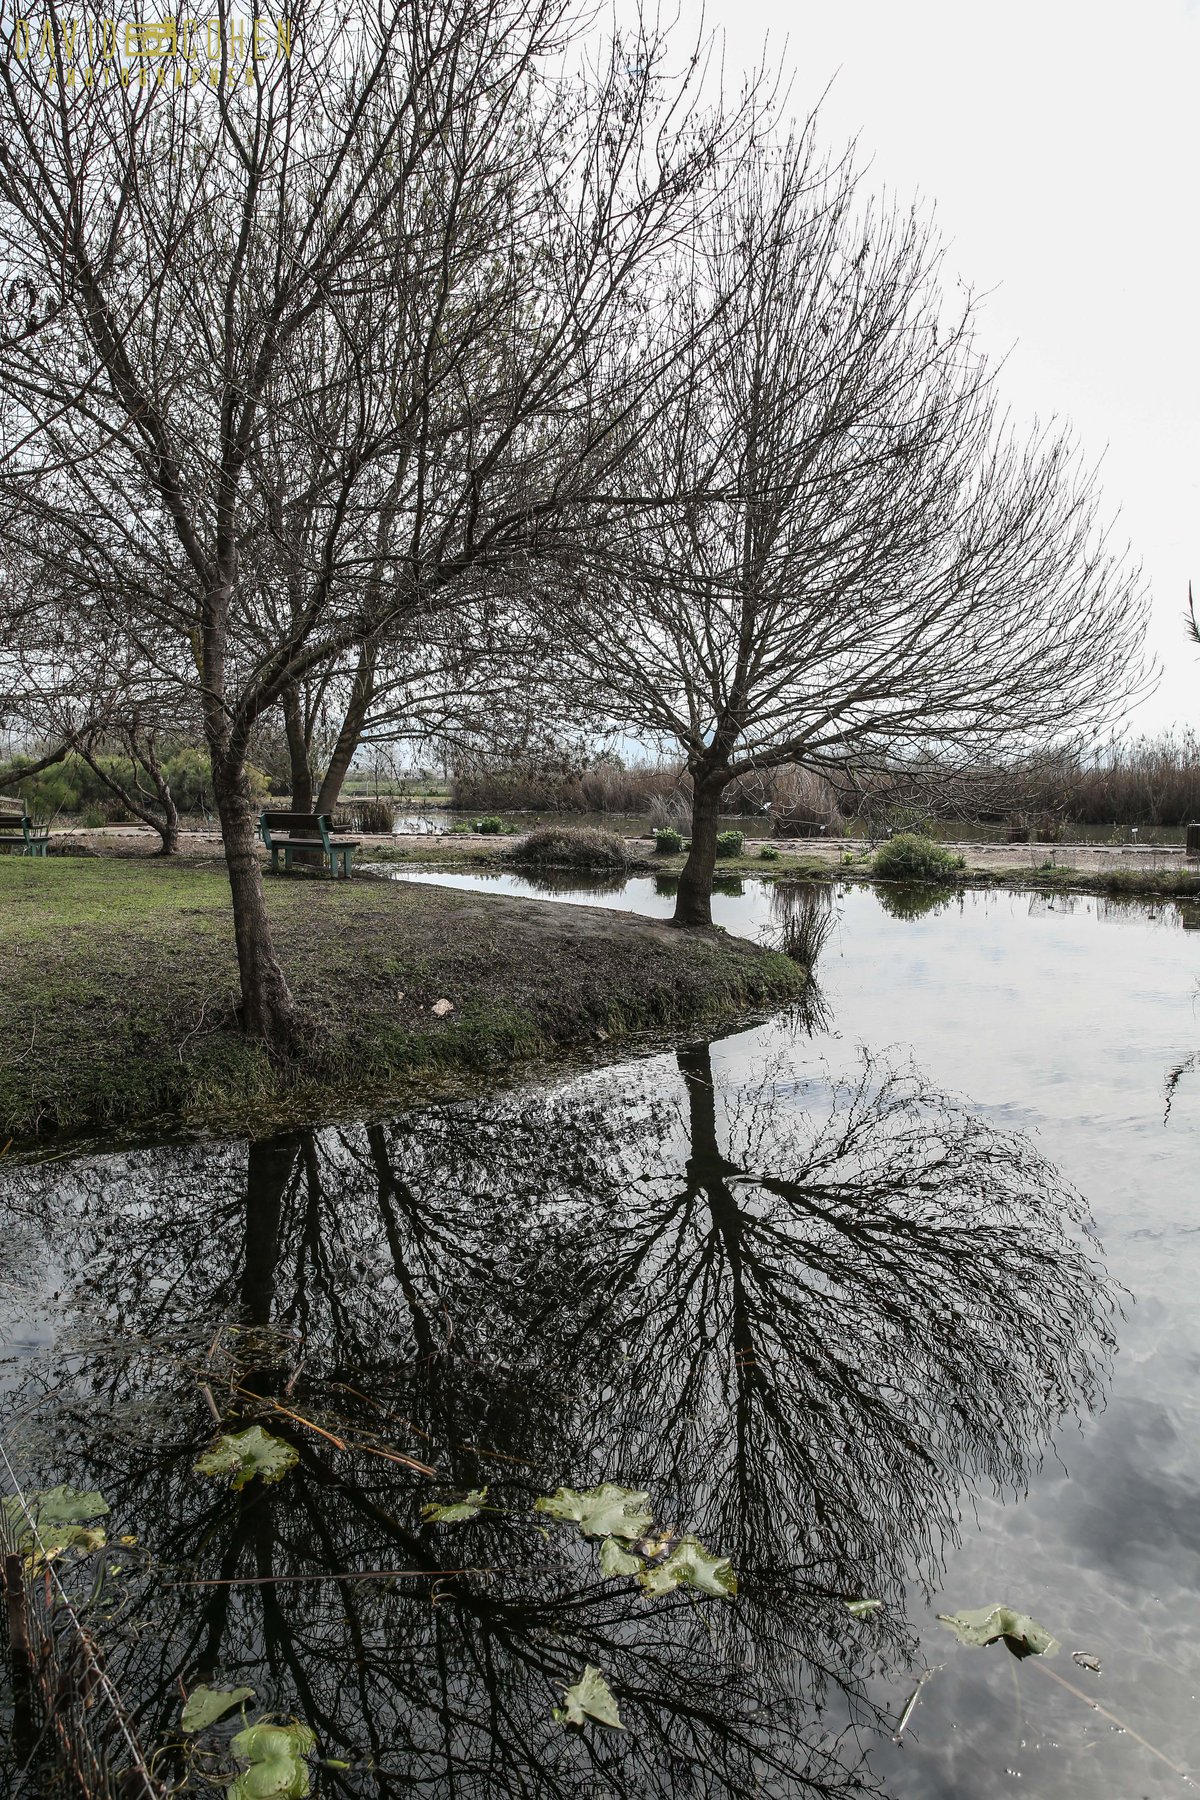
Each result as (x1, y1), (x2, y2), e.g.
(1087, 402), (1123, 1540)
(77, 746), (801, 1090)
(452, 759), (685, 815)
(507, 826), (630, 869)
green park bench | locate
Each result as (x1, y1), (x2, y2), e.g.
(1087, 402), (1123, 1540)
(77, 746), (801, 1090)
(258, 810), (359, 879)
(0, 799), (50, 857)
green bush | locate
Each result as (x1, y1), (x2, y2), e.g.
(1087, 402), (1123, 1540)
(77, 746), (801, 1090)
(873, 833), (965, 881)
(0, 745), (239, 822)
(474, 816), (505, 835)
(508, 826), (629, 870)
(714, 830), (744, 859)
(757, 845), (781, 861)
(652, 826), (684, 854)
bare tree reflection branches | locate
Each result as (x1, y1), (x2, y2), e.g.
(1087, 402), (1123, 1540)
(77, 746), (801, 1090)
(0, 1040), (1112, 1797)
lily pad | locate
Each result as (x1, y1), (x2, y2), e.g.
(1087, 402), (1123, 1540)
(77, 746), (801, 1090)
(1, 1486), (110, 1562)
(552, 1664), (623, 1730)
(195, 1427), (299, 1492)
(227, 1720), (316, 1800)
(534, 1483), (652, 1540)
(421, 1488), (488, 1525)
(182, 1685), (257, 1733)
(937, 1604), (1059, 1659)
(599, 1536), (643, 1578)
(637, 1535), (737, 1599)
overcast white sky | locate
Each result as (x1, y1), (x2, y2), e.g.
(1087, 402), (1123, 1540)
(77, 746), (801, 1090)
(681, 0), (1199, 735)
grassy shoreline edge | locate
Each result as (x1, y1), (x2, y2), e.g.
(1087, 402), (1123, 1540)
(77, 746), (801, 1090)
(366, 838), (1200, 900)
(0, 859), (808, 1145)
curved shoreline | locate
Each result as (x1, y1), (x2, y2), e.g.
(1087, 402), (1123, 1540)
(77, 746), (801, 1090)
(0, 858), (807, 1144)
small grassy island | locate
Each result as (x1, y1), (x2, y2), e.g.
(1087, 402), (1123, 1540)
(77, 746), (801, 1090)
(0, 857), (807, 1142)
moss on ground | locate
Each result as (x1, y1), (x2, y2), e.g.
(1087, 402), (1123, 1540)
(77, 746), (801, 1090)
(0, 858), (806, 1142)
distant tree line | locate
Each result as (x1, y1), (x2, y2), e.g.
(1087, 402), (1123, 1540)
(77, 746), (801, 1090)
(450, 733), (1200, 833)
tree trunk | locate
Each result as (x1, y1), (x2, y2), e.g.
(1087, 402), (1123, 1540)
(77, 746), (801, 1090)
(71, 734), (179, 854)
(673, 770), (728, 928)
(155, 780), (180, 855)
(281, 683), (314, 812)
(210, 749), (298, 1050)
(314, 642), (376, 817)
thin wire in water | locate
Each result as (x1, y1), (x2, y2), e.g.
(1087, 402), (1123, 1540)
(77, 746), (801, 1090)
(0, 1432), (160, 1800)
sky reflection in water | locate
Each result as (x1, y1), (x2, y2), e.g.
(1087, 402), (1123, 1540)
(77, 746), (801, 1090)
(2, 881), (1198, 1797)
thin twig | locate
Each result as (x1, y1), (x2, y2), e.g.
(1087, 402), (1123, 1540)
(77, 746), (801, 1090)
(1036, 1661), (1193, 1783)
(234, 1389), (347, 1451)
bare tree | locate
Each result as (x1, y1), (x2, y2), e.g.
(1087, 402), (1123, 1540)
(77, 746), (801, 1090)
(0, 0), (751, 1042)
(560, 139), (1151, 925)
(1, 557), (197, 848)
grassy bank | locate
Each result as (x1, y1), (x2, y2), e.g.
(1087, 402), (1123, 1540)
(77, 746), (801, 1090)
(0, 858), (807, 1142)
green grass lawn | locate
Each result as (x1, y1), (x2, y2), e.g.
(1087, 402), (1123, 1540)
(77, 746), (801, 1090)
(0, 856), (806, 1142)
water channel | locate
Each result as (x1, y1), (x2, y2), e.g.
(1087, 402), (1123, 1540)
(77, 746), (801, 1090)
(2, 877), (1198, 1796)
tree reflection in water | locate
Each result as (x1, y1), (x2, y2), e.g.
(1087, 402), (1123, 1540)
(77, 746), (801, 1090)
(0, 1039), (1113, 1798)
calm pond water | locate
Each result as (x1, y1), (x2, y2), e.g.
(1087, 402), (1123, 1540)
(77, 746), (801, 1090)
(2, 879), (1199, 1797)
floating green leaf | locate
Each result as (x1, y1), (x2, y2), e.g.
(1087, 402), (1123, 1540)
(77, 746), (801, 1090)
(552, 1665), (623, 1730)
(182, 1685), (256, 1733)
(421, 1488), (487, 1525)
(937, 1604), (1059, 1659)
(598, 1536), (643, 1578)
(845, 1598), (883, 1617)
(534, 1483), (652, 1540)
(227, 1720), (316, 1800)
(637, 1535), (737, 1599)
(1, 1486), (110, 1562)
(195, 1427), (298, 1492)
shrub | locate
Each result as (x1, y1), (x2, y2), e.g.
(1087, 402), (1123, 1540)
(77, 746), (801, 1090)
(508, 826), (629, 869)
(474, 816), (505, 835)
(652, 826), (684, 854)
(714, 830), (744, 859)
(758, 845), (781, 861)
(355, 798), (397, 834)
(452, 756), (685, 815)
(873, 833), (964, 881)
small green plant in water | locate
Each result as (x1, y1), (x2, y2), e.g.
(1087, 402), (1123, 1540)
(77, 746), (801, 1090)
(652, 826), (684, 854)
(937, 1603), (1058, 1659)
(553, 1665), (623, 1731)
(422, 1487), (488, 1524)
(195, 1425), (298, 1491)
(714, 830), (744, 859)
(182, 1686), (257, 1733)
(535, 1482), (652, 1539)
(758, 844), (780, 860)
(0, 1485), (110, 1565)
(227, 1720), (317, 1800)
(473, 816), (505, 834)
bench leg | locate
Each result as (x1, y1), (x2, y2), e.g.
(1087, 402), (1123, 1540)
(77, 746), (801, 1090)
(268, 846), (280, 875)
